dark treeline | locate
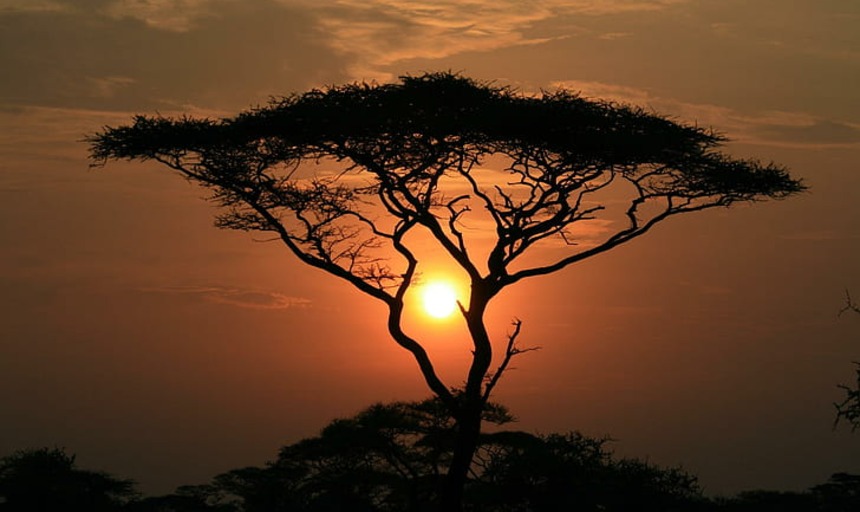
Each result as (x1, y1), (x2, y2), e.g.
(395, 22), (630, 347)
(2, 400), (857, 512)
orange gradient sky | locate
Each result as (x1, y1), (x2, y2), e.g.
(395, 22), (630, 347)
(1, 0), (859, 497)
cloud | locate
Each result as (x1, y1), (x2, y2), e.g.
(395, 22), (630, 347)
(0, 104), (234, 175)
(0, 1), (348, 111)
(598, 31), (632, 40)
(142, 285), (312, 310)
(0, 0), (68, 13)
(1, 0), (222, 30)
(705, 1), (860, 64)
(755, 120), (860, 146)
(101, 0), (227, 32)
(550, 79), (860, 148)
(556, 0), (688, 15)
(309, 0), (689, 80)
(313, 0), (559, 80)
(88, 76), (137, 99)
(0, 0), (695, 109)
(0, 105), (137, 166)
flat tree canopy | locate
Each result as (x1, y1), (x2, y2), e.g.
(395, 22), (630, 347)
(89, 73), (802, 294)
(88, 71), (804, 510)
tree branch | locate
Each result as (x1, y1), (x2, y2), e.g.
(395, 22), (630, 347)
(482, 319), (540, 402)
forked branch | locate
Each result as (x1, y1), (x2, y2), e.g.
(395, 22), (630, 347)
(482, 319), (540, 401)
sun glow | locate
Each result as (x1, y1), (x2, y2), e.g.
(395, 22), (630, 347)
(421, 281), (459, 319)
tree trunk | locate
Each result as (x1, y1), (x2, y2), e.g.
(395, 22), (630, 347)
(437, 283), (494, 511)
(438, 398), (483, 511)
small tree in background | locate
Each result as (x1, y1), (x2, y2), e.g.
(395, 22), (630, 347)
(835, 364), (860, 431)
(88, 72), (804, 510)
(0, 447), (137, 511)
(835, 291), (860, 431)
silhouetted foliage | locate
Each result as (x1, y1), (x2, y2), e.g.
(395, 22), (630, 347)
(835, 291), (860, 431)
(716, 490), (818, 512)
(697, 473), (860, 512)
(125, 489), (230, 512)
(193, 399), (513, 511)
(811, 472), (860, 512)
(88, 72), (805, 510)
(0, 447), (136, 512)
(836, 364), (860, 431)
(6, 414), (857, 511)
(147, 399), (702, 512)
(469, 431), (704, 512)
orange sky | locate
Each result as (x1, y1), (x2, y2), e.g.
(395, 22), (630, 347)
(1, 0), (859, 496)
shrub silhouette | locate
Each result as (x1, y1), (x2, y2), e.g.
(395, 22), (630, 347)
(161, 399), (703, 511)
(0, 447), (136, 511)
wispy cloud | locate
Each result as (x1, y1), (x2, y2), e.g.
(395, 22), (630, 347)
(314, 0), (561, 80)
(556, 0), (687, 15)
(2, 0), (229, 31)
(0, 105), (129, 164)
(756, 120), (860, 147)
(142, 285), (312, 310)
(0, 0), (67, 13)
(88, 0), (688, 39)
(0, 1), (346, 111)
(0, 105), (229, 168)
(598, 31), (633, 40)
(706, 3), (860, 64)
(101, 0), (227, 32)
(88, 76), (137, 99)
(550, 79), (860, 148)
(310, 0), (689, 80)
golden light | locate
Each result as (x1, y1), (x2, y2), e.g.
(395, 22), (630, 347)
(421, 281), (459, 319)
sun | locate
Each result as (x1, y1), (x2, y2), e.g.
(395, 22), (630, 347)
(421, 281), (459, 319)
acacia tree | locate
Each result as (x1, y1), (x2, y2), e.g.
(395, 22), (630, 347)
(88, 72), (804, 510)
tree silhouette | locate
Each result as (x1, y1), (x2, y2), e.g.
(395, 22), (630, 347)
(0, 447), (137, 511)
(88, 72), (805, 510)
(165, 399), (702, 512)
(835, 291), (860, 431)
(715, 490), (818, 512)
(126, 484), (236, 512)
(811, 472), (860, 512)
(470, 430), (703, 511)
(836, 365), (860, 431)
